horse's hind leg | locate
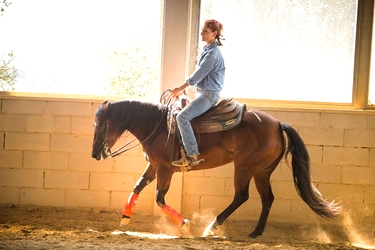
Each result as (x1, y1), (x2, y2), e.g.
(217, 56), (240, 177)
(203, 170), (251, 236)
(120, 163), (156, 226)
(249, 170), (274, 238)
(249, 151), (282, 238)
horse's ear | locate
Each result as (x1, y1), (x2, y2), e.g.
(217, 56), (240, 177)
(102, 100), (110, 112)
(99, 100), (110, 113)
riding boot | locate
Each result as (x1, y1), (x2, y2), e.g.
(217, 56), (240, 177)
(172, 155), (200, 167)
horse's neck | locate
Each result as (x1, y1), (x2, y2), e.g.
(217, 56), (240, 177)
(116, 101), (165, 141)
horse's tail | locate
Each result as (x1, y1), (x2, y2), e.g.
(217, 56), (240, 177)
(280, 122), (341, 218)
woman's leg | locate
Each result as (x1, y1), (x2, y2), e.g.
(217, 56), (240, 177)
(176, 91), (219, 156)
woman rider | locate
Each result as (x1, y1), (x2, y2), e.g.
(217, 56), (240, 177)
(170, 19), (225, 167)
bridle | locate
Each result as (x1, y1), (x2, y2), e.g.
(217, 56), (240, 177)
(100, 90), (174, 158)
(102, 121), (112, 156)
(100, 120), (136, 158)
(101, 119), (138, 158)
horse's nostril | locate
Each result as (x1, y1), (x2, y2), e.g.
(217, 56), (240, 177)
(92, 153), (97, 159)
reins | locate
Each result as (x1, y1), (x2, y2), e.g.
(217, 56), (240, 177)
(103, 90), (174, 158)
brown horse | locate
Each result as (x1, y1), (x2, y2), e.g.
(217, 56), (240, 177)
(91, 98), (340, 238)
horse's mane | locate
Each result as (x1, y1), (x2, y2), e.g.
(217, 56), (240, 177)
(96, 100), (166, 119)
(111, 100), (166, 120)
(96, 100), (168, 138)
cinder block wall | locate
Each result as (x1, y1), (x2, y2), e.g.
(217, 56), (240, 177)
(0, 96), (156, 214)
(0, 95), (374, 226)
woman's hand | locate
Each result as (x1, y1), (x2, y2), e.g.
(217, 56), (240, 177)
(170, 87), (184, 99)
(169, 83), (189, 99)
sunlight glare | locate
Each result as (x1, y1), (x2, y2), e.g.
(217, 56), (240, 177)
(111, 230), (179, 239)
(0, 0), (162, 95)
(342, 212), (375, 249)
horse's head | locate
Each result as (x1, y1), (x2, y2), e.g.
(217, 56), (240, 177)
(91, 100), (117, 160)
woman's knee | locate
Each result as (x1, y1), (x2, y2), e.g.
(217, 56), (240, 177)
(176, 112), (189, 124)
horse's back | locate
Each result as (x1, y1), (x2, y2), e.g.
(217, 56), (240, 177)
(232, 109), (284, 167)
(241, 109), (280, 132)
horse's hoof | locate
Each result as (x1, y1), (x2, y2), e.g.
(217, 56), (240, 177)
(181, 219), (190, 233)
(202, 219), (219, 237)
(202, 220), (218, 237)
(119, 216), (131, 227)
(248, 231), (262, 238)
(202, 227), (217, 237)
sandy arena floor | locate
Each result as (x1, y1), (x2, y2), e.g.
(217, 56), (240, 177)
(0, 204), (374, 250)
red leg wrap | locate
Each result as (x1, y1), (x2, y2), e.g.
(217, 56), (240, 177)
(122, 192), (139, 217)
(161, 204), (184, 226)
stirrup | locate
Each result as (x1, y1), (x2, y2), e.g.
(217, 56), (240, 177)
(172, 155), (204, 168)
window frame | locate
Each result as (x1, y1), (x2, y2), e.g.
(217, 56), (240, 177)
(353, 0), (373, 110)
(190, 0), (374, 110)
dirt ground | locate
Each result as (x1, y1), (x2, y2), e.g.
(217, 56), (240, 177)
(0, 204), (374, 250)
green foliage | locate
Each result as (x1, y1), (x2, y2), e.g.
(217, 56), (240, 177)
(0, 0), (11, 16)
(0, 51), (18, 91)
(0, 1), (17, 91)
(105, 46), (159, 98)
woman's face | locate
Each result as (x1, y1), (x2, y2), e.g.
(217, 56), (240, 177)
(200, 26), (217, 45)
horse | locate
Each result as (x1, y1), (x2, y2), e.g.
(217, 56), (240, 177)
(91, 97), (340, 238)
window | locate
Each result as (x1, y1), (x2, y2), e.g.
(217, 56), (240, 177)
(370, 79), (375, 106)
(369, 6), (375, 106)
(200, 0), (358, 103)
(0, 0), (163, 98)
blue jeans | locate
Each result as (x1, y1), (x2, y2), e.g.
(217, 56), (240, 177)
(176, 90), (220, 156)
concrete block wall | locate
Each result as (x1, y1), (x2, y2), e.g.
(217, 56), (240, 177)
(0, 97), (155, 214)
(0, 95), (374, 226)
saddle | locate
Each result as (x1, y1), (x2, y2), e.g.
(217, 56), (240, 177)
(168, 97), (246, 134)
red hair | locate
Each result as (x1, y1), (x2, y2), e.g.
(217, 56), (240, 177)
(204, 19), (224, 46)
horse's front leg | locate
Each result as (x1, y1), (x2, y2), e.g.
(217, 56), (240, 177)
(156, 168), (190, 233)
(119, 163), (156, 227)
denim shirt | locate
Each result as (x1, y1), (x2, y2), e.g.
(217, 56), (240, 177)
(185, 42), (225, 92)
